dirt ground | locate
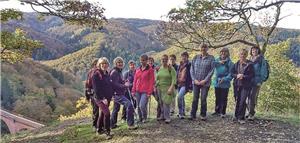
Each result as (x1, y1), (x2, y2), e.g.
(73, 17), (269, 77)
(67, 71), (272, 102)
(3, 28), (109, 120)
(6, 115), (300, 143)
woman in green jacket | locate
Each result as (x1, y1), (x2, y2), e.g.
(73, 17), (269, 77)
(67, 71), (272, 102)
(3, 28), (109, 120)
(156, 54), (177, 124)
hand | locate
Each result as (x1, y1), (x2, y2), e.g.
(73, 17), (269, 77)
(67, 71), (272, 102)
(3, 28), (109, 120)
(220, 60), (226, 64)
(102, 99), (108, 105)
(167, 86), (174, 95)
(194, 80), (200, 85)
(237, 74), (244, 79)
(199, 80), (206, 85)
(124, 82), (130, 87)
(218, 78), (224, 84)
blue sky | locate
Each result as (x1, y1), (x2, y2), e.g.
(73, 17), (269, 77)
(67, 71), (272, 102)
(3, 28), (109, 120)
(1, 0), (299, 29)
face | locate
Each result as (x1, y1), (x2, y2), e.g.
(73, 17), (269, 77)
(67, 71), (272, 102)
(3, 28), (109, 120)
(200, 47), (208, 55)
(169, 57), (176, 65)
(148, 59), (154, 66)
(251, 48), (259, 56)
(181, 55), (188, 62)
(161, 56), (168, 66)
(100, 62), (109, 71)
(140, 57), (148, 66)
(129, 63), (135, 70)
(239, 51), (248, 61)
(220, 51), (228, 59)
(116, 61), (124, 69)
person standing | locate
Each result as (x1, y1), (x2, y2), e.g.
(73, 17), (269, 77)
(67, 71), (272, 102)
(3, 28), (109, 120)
(148, 56), (161, 119)
(169, 54), (178, 115)
(156, 54), (177, 124)
(247, 46), (269, 120)
(85, 59), (99, 131)
(231, 49), (254, 124)
(211, 48), (233, 118)
(177, 52), (193, 119)
(92, 57), (113, 139)
(110, 57), (137, 130)
(132, 55), (155, 123)
(121, 60), (137, 122)
(190, 44), (215, 121)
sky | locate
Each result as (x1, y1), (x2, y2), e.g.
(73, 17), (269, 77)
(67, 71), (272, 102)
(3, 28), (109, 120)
(0, 0), (299, 29)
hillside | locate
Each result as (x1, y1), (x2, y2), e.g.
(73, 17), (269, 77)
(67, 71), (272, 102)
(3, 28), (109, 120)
(1, 59), (83, 125)
(1, 13), (165, 61)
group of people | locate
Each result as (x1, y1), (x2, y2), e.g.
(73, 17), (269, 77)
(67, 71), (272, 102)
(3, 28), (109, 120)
(85, 44), (269, 139)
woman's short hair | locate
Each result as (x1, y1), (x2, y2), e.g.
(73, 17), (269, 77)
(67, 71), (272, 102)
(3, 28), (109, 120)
(250, 46), (261, 56)
(148, 56), (154, 62)
(140, 54), (148, 60)
(97, 57), (109, 68)
(239, 48), (248, 55)
(113, 57), (124, 66)
(161, 54), (168, 59)
(181, 51), (189, 57)
(128, 60), (135, 65)
(170, 54), (176, 60)
(220, 47), (230, 57)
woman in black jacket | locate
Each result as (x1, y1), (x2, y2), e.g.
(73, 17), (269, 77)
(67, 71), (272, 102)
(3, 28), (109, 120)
(231, 49), (254, 124)
(92, 57), (113, 139)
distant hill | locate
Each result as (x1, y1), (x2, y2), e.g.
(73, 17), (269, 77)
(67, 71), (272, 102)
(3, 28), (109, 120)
(1, 59), (83, 123)
(1, 13), (165, 61)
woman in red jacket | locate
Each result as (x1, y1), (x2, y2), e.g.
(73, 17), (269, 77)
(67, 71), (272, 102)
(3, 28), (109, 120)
(132, 55), (155, 123)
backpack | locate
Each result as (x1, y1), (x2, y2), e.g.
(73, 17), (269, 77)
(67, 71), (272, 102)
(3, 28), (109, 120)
(261, 59), (270, 82)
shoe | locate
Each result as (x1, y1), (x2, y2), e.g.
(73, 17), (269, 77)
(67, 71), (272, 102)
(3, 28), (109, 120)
(128, 125), (138, 130)
(200, 116), (207, 121)
(105, 132), (113, 140)
(111, 124), (118, 129)
(178, 114), (185, 119)
(188, 116), (196, 121)
(220, 114), (226, 118)
(165, 119), (171, 124)
(97, 129), (105, 135)
(211, 112), (219, 116)
(232, 117), (237, 122)
(142, 119), (148, 123)
(238, 119), (246, 124)
(157, 117), (164, 121)
(247, 115), (254, 121)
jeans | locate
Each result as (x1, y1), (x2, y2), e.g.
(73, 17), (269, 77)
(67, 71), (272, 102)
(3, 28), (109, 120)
(247, 85), (261, 116)
(111, 95), (134, 126)
(157, 89), (171, 120)
(177, 86), (187, 116)
(234, 86), (251, 120)
(94, 98), (110, 133)
(190, 85), (210, 118)
(121, 92), (136, 120)
(135, 92), (148, 121)
(214, 87), (229, 115)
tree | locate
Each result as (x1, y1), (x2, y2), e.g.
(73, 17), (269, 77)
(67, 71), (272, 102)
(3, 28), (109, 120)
(159, 0), (300, 54)
(0, 0), (106, 63)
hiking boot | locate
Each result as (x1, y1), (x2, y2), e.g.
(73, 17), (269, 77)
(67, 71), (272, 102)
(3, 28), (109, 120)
(157, 117), (164, 121)
(200, 116), (207, 121)
(97, 129), (105, 135)
(232, 117), (237, 122)
(238, 119), (246, 124)
(165, 119), (171, 124)
(220, 114), (226, 118)
(142, 119), (148, 123)
(188, 116), (196, 121)
(128, 125), (138, 130)
(178, 114), (184, 119)
(211, 112), (219, 116)
(247, 115), (254, 121)
(111, 124), (118, 129)
(105, 132), (113, 140)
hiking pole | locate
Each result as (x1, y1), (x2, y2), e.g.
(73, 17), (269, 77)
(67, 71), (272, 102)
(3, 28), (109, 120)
(148, 93), (151, 119)
(127, 88), (137, 117)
